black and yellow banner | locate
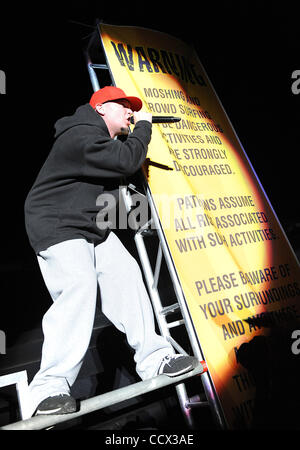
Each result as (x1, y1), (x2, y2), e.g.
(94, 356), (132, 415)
(99, 24), (300, 429)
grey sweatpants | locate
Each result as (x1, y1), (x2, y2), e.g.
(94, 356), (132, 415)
(28, 232), (174, 414)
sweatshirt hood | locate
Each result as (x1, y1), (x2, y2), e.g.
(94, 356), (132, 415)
(54, 103), (109, 138)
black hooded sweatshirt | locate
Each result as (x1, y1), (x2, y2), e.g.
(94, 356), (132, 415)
(24, 103), (152, 254)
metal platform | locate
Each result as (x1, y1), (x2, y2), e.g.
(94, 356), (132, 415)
(1, 363), (206, 430)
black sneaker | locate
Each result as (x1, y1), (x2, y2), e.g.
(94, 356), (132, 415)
(157, 354), (199, 377)
(35, 394), (77, 415)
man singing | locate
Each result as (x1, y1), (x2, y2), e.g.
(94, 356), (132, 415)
(24, 86), (198, 416)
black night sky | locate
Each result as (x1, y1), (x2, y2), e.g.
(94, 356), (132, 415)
(0, 1), (299, 428)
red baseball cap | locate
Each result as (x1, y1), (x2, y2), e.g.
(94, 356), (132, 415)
(89, 86), (142, 111)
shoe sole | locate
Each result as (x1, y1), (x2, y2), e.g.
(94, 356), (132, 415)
(35, 402), (77, 415)
(35, 408), (76, 415)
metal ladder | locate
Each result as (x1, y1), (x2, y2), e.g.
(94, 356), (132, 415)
(120, 184), (207, 428)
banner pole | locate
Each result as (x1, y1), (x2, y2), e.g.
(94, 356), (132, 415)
(85, 52), (100, 91)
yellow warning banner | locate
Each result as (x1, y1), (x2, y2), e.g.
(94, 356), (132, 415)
(99, 24), (300, 429)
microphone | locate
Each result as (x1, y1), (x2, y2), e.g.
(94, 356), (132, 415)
(130, 116), (181, 124)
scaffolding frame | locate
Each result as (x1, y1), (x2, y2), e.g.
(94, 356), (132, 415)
(0, 371), (31, 420)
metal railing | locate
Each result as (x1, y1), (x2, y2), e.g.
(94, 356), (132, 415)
(1, 363), (206, 430)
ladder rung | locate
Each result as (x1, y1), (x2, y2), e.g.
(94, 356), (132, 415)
(90, 63), (108, 70)
(185, 394), (209, 408)
(135, 220), (153, 235)
(167, 319), (185, 329)
(160, 303), (180, 316)
(186, 401), (209, 408)
(140, 228), (157, 237)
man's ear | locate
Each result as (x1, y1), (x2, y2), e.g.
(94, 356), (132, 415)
(95, 103), (105, 116)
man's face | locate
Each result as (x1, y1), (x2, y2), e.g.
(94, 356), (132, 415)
(96, 99), (133, 138)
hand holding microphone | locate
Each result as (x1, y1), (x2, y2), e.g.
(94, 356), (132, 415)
(131, 111), (152, 124)
(130, 114), (181, 124)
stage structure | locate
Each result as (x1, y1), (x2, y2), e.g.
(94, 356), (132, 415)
(93, 23), (300, 429)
